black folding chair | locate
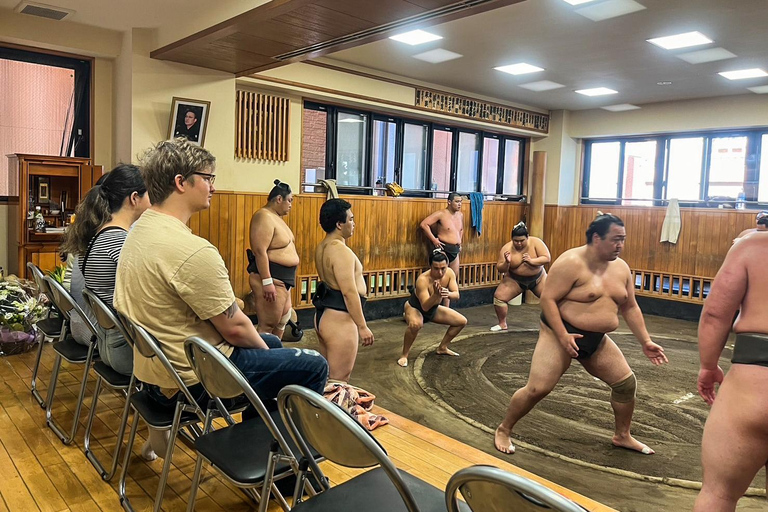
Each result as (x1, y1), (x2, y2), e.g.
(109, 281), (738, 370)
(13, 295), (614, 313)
(116, 316), (205, 512)
(81, 288), (133, 481)
(278, 385), (460, 512)
(27, 262), (64, 408)
(43, 276), (99, 445)
(446, 465), (587, 512)
(183, 336), (321, 512)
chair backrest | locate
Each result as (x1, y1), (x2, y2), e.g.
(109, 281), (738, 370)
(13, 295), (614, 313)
(44, 276), (98, 338)
(119, 316), (202, 415)
(82, 288), (132, 345)
(27, 263), (53, 300)
(445, 465), (587, 512)
(184, 337), (295, 451)
(277, 385), (420, 512)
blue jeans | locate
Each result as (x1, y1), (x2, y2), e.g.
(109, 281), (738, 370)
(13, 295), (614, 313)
(146, 334), (328, 419)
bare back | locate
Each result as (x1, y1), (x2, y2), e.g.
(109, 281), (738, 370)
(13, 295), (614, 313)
(545, 246), (630, 333)
(249, 208), (299, 267)
(315, 238), (367, 296)
(727, 232), (768, 334)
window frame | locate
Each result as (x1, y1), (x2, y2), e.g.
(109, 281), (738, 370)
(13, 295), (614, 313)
(582, 128), (768, 208)
(303, 100), (528, 199)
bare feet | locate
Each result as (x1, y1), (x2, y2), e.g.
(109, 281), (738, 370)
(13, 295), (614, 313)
(397, 357), (408, 367)
(612, 434), (654, 454)
(494, 426), (515, 454)
(436, 347), (459, 356)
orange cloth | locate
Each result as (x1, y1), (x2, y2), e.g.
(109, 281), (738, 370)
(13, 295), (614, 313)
(323, 382), (389, 431)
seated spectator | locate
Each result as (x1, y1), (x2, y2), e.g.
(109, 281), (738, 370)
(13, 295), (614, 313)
(114, 138), (328, 454)
(60, 165), (150, 376)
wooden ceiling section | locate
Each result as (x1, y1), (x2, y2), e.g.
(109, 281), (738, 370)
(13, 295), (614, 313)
(150, 0), (525, 76)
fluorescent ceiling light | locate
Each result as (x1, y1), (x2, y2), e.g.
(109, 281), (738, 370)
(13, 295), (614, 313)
(518, 80), (565, 91)
(412, 48), (462, 63)
(677, 47), (735, 64)
(575, 87), (618, 96)
(338, 118), (364, 123)
(389, 29), (442, 45)
(562, 0), (597, 4)
(647, 31), (712, 50)
(747, 85), (768, 94)
(601, 103), (641, 111)
(574, 0), (645, 22)
(719, 68), (768, 80)
(495, 63), (544, 75)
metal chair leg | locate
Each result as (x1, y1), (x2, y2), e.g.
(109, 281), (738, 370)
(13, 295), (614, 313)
(185, 452), (206, 512)
(152, 403), (184, 512)
(118, 410), (141, 512)
(31, 321), (67, 408)
(46, 346), (93, 445)
(84, 376), (133, 481)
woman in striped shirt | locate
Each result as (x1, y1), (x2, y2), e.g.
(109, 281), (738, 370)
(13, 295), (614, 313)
(61, 164), (150, 375)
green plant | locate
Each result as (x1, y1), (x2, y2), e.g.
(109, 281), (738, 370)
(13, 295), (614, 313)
(0, 278), (47, 332)
(47, 264), (67, 284)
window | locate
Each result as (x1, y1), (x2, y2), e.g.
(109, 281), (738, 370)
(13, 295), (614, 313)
(666, 137), (703, 201)
(481, 135), (500, 194)
(431, 127), (453, 194)
(503, 139), (522, 195)
(622, 141), (656, 205)
(301, 106), (327, 190)
(586, 141), (621, 200)
(708, 136), (747, 199)
(402, 123), (428, 190)
(335, 111), (368, 187)
(457, 131), (480, 192)
(372, 117), (397, 190)
(760, 134), (768, 203)
(302, 101), (527, 198)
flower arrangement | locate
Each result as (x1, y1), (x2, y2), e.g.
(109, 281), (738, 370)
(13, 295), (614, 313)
(0, 277), (48, 355)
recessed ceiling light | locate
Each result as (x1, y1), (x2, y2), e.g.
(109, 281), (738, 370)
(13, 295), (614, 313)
(389, 29), (442, 46)
(677, 47), (736, 64)
(601, 104), (641, 111)
(747, 85), (768, 94)
(518, 80), (565, 91)
(575, 87), (618, 96)
(719, 68), (768, 80)
(495, 63), (545, 75)
(412, 48), (462, 64)
(574, 0), (646, 22)
(656, 81), (673, 85)
(562, 0), (597, 4)
(647, 31), (713, 51)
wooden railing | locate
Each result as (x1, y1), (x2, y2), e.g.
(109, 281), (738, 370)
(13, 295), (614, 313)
(293, 262), (503, 309)
(632, 269), (712, 304)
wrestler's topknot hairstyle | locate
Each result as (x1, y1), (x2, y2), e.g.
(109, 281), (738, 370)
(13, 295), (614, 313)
(429, 248), (449, 265)
(512, 221), (529, 238)
(757, 210), (768, 226)
(268, 179), (292, 202)
(586, 211), (624, 244)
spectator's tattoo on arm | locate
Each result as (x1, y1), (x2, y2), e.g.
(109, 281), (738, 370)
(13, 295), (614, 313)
(224, 301), (238, 319)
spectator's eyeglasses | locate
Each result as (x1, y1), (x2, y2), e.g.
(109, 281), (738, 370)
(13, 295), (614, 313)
(192, 172), (216, 185)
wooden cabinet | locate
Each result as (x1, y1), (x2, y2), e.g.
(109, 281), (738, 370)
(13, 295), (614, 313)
(6, 154), (103, 278)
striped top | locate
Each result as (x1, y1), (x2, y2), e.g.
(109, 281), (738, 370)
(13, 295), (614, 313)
(80, 227), (127, 308)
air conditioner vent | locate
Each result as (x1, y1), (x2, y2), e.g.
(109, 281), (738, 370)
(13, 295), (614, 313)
(15, 2), (73, 21)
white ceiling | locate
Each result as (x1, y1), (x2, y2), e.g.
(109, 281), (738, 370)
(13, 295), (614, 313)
(324, 0), (768, 111)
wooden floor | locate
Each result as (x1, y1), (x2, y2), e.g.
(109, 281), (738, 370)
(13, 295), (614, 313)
(0, 341), (615, 512)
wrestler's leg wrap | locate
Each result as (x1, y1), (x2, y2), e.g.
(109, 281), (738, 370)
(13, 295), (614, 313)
(493, 297), (507, 307)
(610, 373), (637, 403)
(276, 309), (291, 331)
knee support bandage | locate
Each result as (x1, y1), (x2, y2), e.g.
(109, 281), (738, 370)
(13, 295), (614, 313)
(493, 297), (517, 307)
(276, 309), (291, 330)
(610, 373), (637, 403)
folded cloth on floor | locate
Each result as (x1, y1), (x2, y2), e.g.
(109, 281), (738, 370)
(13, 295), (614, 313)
(469, 192), (484, 235)
(323, 381), (389, 431)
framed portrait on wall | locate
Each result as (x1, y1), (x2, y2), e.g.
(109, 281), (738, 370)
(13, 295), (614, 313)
(38, 177), (49, 201)
(167, 97), (210, 146)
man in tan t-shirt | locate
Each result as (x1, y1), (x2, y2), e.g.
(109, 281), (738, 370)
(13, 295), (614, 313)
(114, 138), (328, 430)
